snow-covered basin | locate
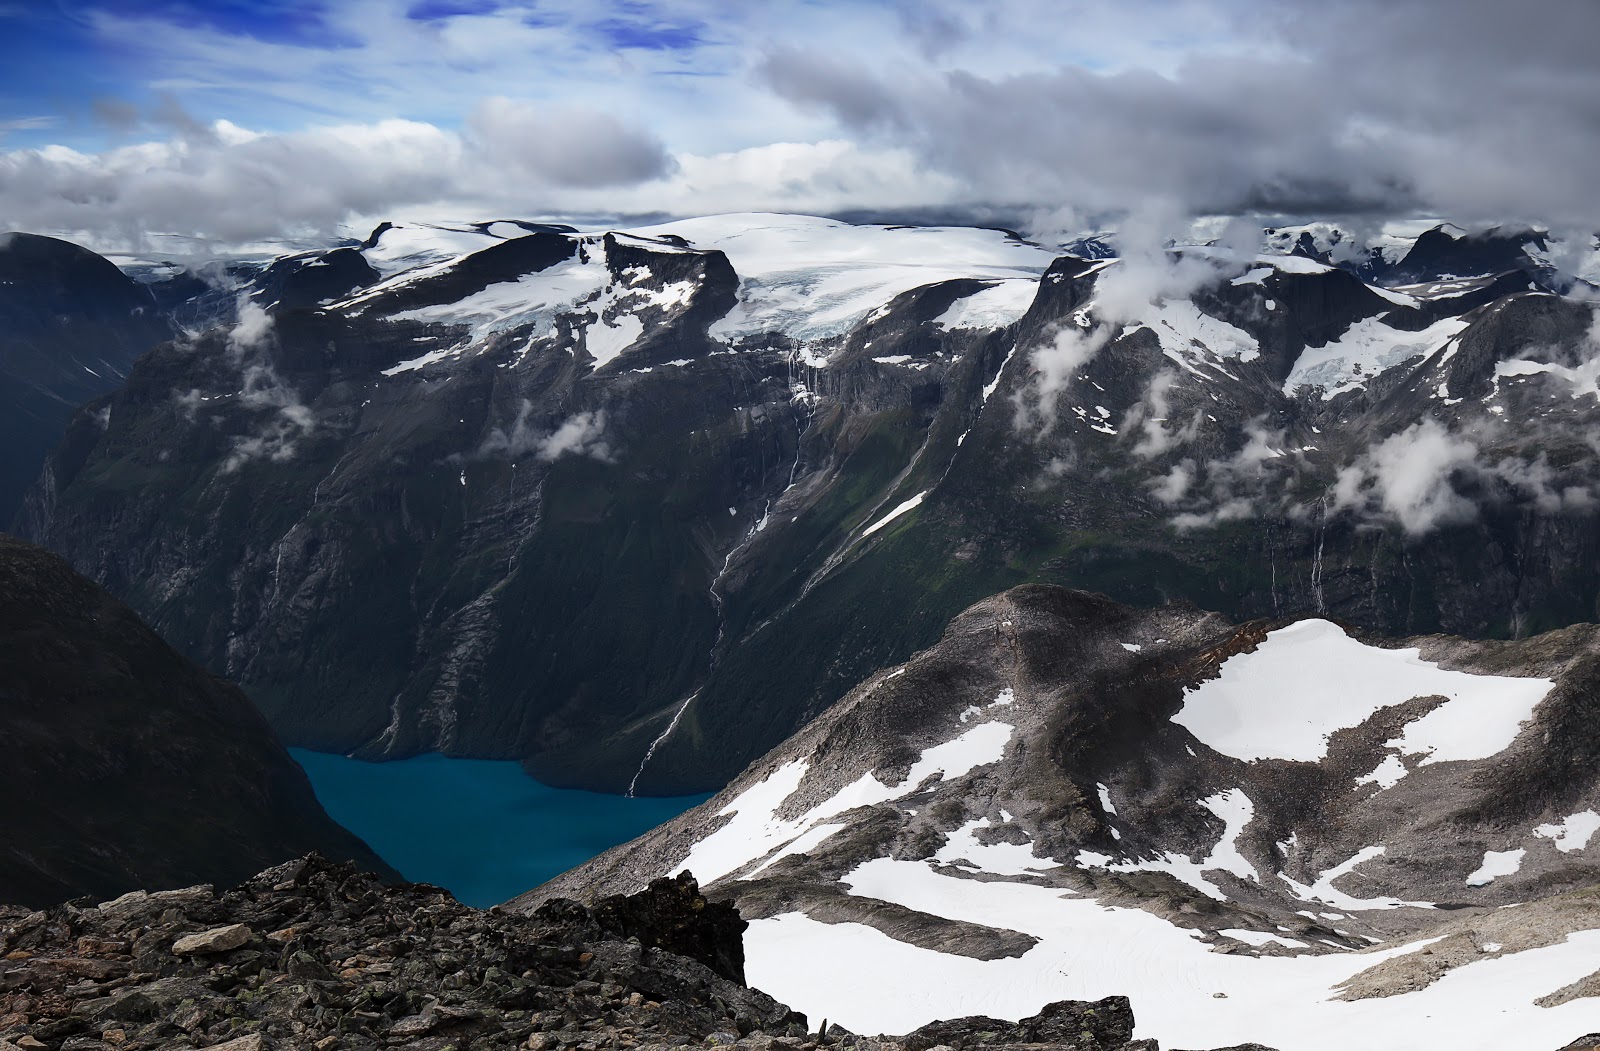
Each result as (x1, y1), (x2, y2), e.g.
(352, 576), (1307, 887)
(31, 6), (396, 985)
(744, 864), (1600, 1049)
(1284, 315), (1469, 400)
(1172, 619), (1553, 765)
(624, 214), (1054, 341)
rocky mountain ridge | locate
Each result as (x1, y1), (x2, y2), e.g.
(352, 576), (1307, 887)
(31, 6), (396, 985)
(16, 214), (1600, 793)
(522, 584), (1600, 1051)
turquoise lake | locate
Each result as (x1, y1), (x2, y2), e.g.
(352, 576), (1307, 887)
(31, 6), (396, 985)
(290, 749), (712, 908)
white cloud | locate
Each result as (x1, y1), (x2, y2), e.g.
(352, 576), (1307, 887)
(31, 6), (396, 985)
(1162, 418), (1295, 531)
(227, 298), (274, 356)
(479, 403), (616, 464)
(1149, 459), (1196, 504)
(215, 299), (314, 471)
(0, 116), (55, 137)
(1014, 208), (1232, 439)
(0, 120), (462, 250)
(10, 0), (1600, 246)
(1128, 370), (1203, 458)
(1170, 496), (1256, 531)
(1013, 324), (1111, 435)
(1332, 420), (1479, 534)
(537, 411), (614, 463)
(0, 124), (960, 255)
(1092, 208), (1233, 324)
(1331, 419), (1593, 535)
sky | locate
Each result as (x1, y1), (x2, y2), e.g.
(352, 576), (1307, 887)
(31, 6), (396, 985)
(2, 0), (1599, 252)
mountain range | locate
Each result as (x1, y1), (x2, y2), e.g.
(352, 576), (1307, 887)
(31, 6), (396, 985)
(3, 213), (1600, 1050)
(13, 214), (1600, 797)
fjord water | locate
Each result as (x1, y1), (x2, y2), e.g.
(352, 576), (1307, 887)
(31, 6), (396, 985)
(290, 749), (711, 907)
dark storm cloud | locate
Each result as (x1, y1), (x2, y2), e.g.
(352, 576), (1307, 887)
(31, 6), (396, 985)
(758, 0), (1600, 228)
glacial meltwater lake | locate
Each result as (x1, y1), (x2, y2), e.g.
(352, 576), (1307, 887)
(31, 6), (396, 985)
(290, 749), (712, 908)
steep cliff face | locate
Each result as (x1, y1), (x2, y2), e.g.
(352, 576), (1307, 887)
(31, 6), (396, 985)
(0, 233), (174, 524)
(19, 216), (1600, 793)
(0, 535), (393, 907)
(522, 584), (1600, 1051)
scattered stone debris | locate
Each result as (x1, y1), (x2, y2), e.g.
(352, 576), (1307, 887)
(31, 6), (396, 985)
(0, 855), (800, 1051)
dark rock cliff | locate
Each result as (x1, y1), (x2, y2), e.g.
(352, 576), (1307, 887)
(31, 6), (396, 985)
(0, 233), (172, 524)
(0, 535), (393, 907)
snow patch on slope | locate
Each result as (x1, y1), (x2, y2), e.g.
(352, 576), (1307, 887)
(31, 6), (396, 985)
(934, 818), (1061, 876)
(1075, 789), (1257, 901)
(1285, 316), (1470, 400)
(1125, 300), (1260, 372)
(861, 491), (927, 537)
(673, 721), (1014, 884)
(361, 222), (517, 278)
(379, 240), (695, 373)
(1280, 846), (1435, 911)
(933, 279), (1039, 331)
(1173, 620), (1552, 765)
(1533, 810), (1600, 853)
(1466, 849), (1526, 887)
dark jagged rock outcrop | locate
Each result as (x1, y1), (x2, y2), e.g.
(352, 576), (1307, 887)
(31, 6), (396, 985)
(1384, 224), (1546, 284)
(0, 856), (799, 1051)
(253, 248), (378, 312)
(0, 535), (391, 907)
(586, 873), (748, 985)
(901, 998), (1139, 1051)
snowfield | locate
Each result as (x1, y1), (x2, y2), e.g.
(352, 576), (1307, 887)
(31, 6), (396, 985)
(609, 214), (1054, 343)
(345, 213), (1056, 375)
(743, 868), (1600, 1049)
(932, 279), (1040, 331)
(1284, 316), (1470, 400)
(1173, 619), (1552, 765)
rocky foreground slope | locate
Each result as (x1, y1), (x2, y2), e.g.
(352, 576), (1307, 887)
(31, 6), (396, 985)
(20, 216), (1600, 794)
(0, 854), (1247, 1051)
(0, 535), (391, 907)
(522, 585), (1600, 1051)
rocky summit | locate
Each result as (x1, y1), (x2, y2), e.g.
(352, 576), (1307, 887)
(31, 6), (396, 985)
(19, 216), (1600, 796)
(0, 854), (1226, 1051)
